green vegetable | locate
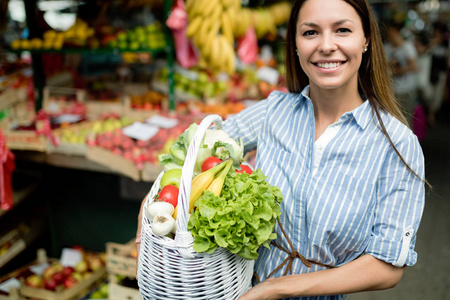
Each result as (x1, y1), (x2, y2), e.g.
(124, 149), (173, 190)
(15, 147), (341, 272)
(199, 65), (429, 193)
(158, 122), (244, 176)
(188, 169), (283, 260)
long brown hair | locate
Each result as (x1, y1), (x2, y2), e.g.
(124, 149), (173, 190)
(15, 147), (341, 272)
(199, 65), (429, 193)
(285, 0), (427, 186)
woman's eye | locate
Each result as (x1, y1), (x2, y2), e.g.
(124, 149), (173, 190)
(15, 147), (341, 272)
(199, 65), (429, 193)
(337, 28), (351, 34)
(303, 30), (317, 36)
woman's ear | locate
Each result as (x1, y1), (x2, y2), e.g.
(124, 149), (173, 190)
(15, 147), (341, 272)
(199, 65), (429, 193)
(364, 36), (370, 50)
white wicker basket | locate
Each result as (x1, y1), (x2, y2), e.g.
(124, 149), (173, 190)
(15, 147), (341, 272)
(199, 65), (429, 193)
(137, 114), (254, 300)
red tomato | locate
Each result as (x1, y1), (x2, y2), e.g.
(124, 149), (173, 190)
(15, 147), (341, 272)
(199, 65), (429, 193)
(236, 164), (253, 174)
(201, 156), (222, 172)
(158, 185), (179, 208)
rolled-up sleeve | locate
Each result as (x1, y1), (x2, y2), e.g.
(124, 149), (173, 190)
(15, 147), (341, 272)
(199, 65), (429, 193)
(365, 133), (425, 267)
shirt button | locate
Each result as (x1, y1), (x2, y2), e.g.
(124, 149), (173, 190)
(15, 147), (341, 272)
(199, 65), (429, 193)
(318, 145), (324, 150)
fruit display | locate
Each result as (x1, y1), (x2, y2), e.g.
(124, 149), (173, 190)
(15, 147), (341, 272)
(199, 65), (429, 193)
(185, 0), (292, 74)
(21, 252), (106, 292)
(108, 22), (166, 51)
(186, 0), (241, 75)
(129, 90), (166, 111)
(9, 17), (165, 52)
(54, 115), (133, 145)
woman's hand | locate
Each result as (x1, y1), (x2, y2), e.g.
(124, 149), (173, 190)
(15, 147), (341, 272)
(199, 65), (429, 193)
(238, 277), (279, 300)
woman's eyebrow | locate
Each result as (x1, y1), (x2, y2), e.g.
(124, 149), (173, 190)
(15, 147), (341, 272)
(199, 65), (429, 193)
(298, 19), (354, 29)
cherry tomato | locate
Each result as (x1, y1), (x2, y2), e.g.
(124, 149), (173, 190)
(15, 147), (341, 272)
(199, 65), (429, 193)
(236, 164), (253, 175)
(201, 156), (222, 172)
(158, 185), (179, 208)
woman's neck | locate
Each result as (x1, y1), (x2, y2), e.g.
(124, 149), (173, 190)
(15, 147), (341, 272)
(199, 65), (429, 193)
(309, 84), (364, 140)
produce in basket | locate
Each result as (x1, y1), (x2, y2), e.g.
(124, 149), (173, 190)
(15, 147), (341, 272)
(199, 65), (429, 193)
(158, 122), (244, 175)
(188, 168), (283, 260)
(152, 120), (283, 259)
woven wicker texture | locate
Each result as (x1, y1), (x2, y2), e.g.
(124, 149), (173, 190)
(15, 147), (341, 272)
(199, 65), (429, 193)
(138, 114), (254, 299)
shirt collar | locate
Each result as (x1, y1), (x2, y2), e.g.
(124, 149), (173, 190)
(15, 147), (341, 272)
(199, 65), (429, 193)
(297, 85), (373, 130)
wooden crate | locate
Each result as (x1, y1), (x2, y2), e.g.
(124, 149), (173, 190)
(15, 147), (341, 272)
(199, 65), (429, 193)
(19, 267), (106, 300)
(4, 130), (47, 152)
(42, 87), (86, 114)
(140, 162), (163, 182)
(105, 241), (137, 279)
(106, 241), (141, 300)
(0, 88), (27, 112)
(108, 282), (142, 300)
(85, 100), (124, 121)
(86, 147), (140, 181)
(0, 229), (26, 269)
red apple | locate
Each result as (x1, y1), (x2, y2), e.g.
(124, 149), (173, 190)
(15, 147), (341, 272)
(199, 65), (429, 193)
(42, 266), (56, 280)
(44, 277), (58, 290)
(25, 274), (44, 288)
(63, 275), (79, 289)
(62, 266), (74, 277)
(51, 271), (65, 284)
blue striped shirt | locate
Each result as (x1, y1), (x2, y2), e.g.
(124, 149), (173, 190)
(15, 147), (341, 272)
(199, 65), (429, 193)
(223, 87), (425, 300)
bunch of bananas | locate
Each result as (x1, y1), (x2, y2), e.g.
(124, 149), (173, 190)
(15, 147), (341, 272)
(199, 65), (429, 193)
(186, 0), (241, 75)
(185, 1), (291, 75)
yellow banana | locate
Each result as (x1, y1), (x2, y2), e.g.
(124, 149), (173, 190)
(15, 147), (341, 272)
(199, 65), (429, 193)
(185, 0), (196, 15)
(221, 9), (234, 45)
(187, 16), (203, 38)
(190, 0), (206, 18)
(202, 0), (218, 17)
(189, 159), (230, 213)
(220, 35), (235, 75)
(204, 19), (222, 59)
(206, 159), (233, 196)
(209, 35), (222, 73)
(197, 17), (215, 48)
(210, 4), (222, 21)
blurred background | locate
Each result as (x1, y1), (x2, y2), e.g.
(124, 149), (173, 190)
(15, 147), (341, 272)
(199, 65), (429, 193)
(0, 0), (448, 299)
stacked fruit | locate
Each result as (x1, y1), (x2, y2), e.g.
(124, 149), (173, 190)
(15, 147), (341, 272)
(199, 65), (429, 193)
(186, 0), (241, 75)
(185, 1), (291, 74)
(23, 252), (105, 291)
(10, 19), (96, 50)
(109, 23), (166, 51)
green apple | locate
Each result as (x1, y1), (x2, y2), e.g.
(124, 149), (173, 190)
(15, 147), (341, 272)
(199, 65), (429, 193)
(160, 168), (182, 188)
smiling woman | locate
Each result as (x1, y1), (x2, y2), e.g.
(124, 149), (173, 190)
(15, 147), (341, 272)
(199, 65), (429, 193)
(135, 1), (427, 299)
(220, 0), (426, 299)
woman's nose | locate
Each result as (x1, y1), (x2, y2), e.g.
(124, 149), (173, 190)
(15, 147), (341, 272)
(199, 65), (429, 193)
(318, 34), (337, 54)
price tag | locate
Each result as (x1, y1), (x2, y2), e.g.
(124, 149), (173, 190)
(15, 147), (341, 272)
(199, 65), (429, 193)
(122, 122), (159, 141)
(29, 262), (50, 275)
(257, 66), (280, 86)
(53, 114), (83, 124)
(0, 278), (20, 293)
(146, 115), (179, 129)
(60, 248), (83, 267)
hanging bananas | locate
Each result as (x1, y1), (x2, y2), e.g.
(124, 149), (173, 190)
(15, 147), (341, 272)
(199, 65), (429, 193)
(186, 0), (292, 75)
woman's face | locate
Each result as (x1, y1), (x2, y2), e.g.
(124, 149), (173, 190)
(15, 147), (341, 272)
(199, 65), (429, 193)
(295, 0), (368, 91)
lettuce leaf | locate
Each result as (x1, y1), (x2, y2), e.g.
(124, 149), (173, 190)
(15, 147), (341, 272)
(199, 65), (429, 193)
(188, 169), (283, 260)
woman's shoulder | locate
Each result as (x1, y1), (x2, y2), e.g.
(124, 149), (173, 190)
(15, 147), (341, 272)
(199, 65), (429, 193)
(265, 90), (303, 108)
(378, 110), (421, 149)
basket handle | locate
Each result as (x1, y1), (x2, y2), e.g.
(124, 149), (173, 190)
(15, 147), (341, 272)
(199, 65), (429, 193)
(174, 114), (223, 245)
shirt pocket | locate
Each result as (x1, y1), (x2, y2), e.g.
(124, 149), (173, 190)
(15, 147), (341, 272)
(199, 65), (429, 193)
(306, 172), (376, 263)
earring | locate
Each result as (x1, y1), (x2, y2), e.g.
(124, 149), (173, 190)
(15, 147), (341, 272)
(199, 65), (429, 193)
(296, 49), (299, 56)
(363, 46), (368, 53)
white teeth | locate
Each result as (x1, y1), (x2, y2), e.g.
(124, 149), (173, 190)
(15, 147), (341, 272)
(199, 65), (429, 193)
(317, 62), (342, 69)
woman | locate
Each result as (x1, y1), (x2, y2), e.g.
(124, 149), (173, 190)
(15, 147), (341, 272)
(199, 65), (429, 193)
(227, 0), (425, 299)
(136, 0), (425, 299)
